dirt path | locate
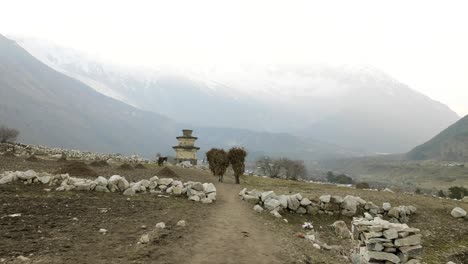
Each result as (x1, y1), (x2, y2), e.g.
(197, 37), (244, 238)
(189, 183), (286, 264)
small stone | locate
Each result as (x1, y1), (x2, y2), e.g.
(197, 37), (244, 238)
(16, 256), (30, 262)
(99, 228), (107, 234)
(201, 198), (213, 204)
(189, 195), (200, 202)
(367, 251), (400, 263)
(139, 234), (150, 244)
(253, 205), (264, 213)
(155, 222), (166, 229)
(177, 220), (186, 227)
(332, 221), (351, 238)
(313, 243), (321, 249)
(239, 188), (247, 196)
(270, 210), (282, 218)
(287, 195), (301, 210)
(203, 183), (216, 193)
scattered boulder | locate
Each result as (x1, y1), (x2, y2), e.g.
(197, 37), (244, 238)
(319, 195), (331, 203)
(332, 221), (351, 238)
(177, 220), (186, 227)
(451, 207), (467, 218)
(264, 199), (281, 211)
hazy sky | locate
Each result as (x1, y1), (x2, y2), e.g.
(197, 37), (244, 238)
(1, 0), (467, 115)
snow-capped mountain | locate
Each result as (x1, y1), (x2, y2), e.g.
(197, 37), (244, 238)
(13, 36), (460, 153)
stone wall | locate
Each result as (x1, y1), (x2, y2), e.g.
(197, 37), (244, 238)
(0, 142), (148, 163)
(239, 188), (416, 223)
(352, 217), (422, 264)
(0, 170), (216, 203)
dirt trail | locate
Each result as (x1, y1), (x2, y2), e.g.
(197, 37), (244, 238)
(189, 183), (286, 264)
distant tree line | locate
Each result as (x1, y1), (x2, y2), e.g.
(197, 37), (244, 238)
(255, 156), (307, 180)
(326, 171), (353, 184)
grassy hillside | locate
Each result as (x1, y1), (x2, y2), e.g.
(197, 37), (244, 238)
(407, 115), (468, 161)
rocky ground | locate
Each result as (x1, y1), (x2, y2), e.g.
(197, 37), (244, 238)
(0, 155), (467, 264)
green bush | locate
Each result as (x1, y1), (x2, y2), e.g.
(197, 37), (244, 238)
(355, 182), (370, 189)
(327, 171), (353, 184)
(448, 186), (468, 199)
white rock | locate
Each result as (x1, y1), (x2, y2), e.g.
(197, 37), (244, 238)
(99, 228), (107, 234)
(300, 198), (312, 206)
(319, 195), (331, 203)
(203, 183), (216, 193)
(189, 195), (200, 202)
(95, 186), (110, 192)
(191, 182), (204, 191)
(155, 222), (166, 229)
(462, 196), (468, 203)
(172, 186), (183, 195)
(261, 191), (275, 202)
(157, 178), (174, 186)
(139, 234), (150, 244)
(383, 188), (394, 193)
(239, 188), (247, 196)
(149, 176), (159, 182)
(201, 198), (213, 204)
(253, 205), (264, 213)
(278, 195), (288, 208)
(270, 210), (282, 218)
(382, 202), (392, 211)
(0, 175), (14, 184)
(207, 192), (217, 201)
(16, 256), (30, 262)
(264, 199), (281, 211)
(313, 243), (321, 249)
(95, 176), (108, 186)
(451, 207), (467, 218)
(38, 175), (51, 184)
(123, 187), (136, 196)
(177, 220), (186, 227)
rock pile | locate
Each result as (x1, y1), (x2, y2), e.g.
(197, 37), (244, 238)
(352, 217), (423, 264)
(0, 170), (217, 203)
(0, 142), (148, 163)
(239, 188), (416, 222)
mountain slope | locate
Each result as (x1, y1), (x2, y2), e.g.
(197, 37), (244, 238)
(0, 34), (356, 160)
(0, 34), (179, 156)
(13, 36), (460, 153)
(407, 115), (468, 161)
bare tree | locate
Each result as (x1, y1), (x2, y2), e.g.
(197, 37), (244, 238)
(228, 147), (247, 184)
(206, 148), (230, 182)
(281, 158), (307, 180)
(0, 126), (20, 143)
(256, 156), (281, 178)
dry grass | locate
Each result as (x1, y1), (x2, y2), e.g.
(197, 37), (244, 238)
(240, 175), (468, 263)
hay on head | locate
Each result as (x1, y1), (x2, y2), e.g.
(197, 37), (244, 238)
(55, 161), (98, 177)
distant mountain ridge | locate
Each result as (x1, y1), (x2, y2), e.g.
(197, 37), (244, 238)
(407, 115), (468, 161)
(12, 36), (460, 153)
(0, 34), (356, 160)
